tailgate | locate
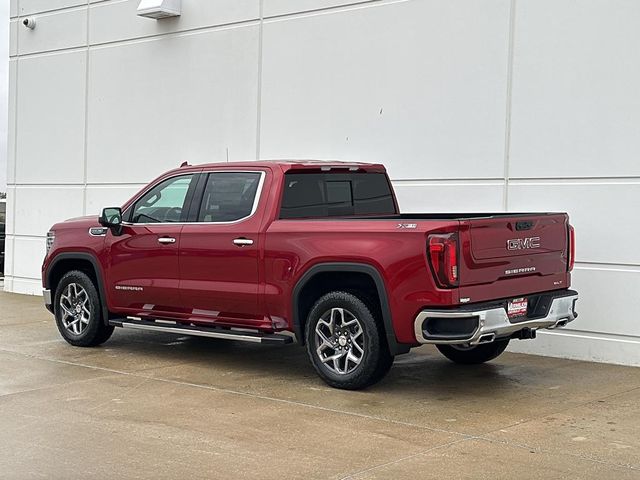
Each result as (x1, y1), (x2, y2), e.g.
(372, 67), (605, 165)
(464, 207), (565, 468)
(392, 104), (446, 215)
(458, 213), (570, 302)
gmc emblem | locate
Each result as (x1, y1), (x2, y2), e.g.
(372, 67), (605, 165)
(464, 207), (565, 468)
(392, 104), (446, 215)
(507, 236), (541, 250)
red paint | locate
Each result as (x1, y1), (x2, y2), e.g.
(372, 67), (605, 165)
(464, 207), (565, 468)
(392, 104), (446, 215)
(43, 161), (575, 347)
(107, 224), (183, 311)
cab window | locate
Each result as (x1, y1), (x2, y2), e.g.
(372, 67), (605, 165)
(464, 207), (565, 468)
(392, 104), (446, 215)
(130, 175), (195, 223)
(280, 172), (396, 219)
(197, 172), (262, 222)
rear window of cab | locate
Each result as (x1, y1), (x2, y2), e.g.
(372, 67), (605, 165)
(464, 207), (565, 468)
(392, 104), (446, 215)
(280, 172), (396, 219)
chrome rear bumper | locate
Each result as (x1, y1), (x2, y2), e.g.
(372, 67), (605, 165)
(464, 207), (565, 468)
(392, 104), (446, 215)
(414, 292), (578, 345)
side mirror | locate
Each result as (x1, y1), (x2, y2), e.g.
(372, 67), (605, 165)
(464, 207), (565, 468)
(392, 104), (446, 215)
(99, 207), (123, 235)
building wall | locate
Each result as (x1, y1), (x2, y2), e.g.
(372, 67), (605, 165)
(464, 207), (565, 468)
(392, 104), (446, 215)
(5, 0), (640, 366)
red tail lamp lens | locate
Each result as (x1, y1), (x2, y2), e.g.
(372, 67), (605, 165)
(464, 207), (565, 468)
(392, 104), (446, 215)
(428, 233), (459, 288)
(568, 225), (575, 272)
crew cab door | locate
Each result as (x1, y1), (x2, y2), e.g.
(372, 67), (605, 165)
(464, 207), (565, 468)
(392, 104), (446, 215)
(179, 170), (267, 328)
(105, 173), (198, 314)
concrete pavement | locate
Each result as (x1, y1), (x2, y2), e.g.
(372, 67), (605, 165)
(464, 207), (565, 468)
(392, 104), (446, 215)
(0, 290), (639, 479)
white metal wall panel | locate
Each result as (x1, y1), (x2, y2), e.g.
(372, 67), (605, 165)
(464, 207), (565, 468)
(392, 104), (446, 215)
(9, 20), (17, 57)
(394, 181), (504, 213)
(87, 26), (260, 184)
(13, 186), (84, 237)
(89, 0), (260, 45)
(3, 236), (14, 277)
(509, 0), (640, 179)
(5, 186), (15, 236)
(85, 185), (144, 215)
(6, 59), (16, 185)
(19, 0), (86, 16)
(17, 8), (87, 56)
(12, 236), (46, 280)
(264, 0), (375, 17)
(260, 0), (511, 181)
(15, 51), (86, 184)
(570, 266), (640, 338)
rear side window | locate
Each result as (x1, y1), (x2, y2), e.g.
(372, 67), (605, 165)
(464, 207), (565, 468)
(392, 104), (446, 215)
(197, 172), (262, 222)
(280, 172), (396, 219)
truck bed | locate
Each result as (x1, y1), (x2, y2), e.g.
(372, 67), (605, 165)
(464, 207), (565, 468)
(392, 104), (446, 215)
(347, 212), (564, 220)
(273, 211), (571, 307)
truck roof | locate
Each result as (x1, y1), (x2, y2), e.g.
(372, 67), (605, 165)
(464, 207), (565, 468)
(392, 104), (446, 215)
(171, 160), (386, 175)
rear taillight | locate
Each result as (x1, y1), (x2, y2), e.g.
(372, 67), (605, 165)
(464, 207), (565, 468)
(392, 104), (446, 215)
(568, 225), (575, 272)
(428, 233), (459, 288)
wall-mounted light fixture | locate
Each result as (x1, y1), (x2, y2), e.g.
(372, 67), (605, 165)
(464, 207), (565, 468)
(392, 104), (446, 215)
(137, 0), (181, 19)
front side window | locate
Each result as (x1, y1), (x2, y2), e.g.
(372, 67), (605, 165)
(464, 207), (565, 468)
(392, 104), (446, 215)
(197, 172), (262, 222)
(130, 174), (194, 223)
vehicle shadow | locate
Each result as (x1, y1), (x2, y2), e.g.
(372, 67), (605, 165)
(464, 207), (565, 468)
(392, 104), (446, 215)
(108, 332), (528, 400)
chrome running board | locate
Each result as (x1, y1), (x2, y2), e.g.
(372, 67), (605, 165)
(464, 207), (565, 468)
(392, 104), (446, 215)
(109, 319), (293, 345)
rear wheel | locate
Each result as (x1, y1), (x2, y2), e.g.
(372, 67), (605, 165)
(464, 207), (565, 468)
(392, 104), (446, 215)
(305, 291), (393, 390)
(436, 339), (510, 365)
(54, 270), (114, 347)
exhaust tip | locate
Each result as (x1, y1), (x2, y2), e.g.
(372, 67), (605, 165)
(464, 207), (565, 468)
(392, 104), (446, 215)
(478, 333), (496, 344)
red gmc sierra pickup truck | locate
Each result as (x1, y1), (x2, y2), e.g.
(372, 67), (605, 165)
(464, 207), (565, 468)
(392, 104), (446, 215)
(42, 161), (578, 389)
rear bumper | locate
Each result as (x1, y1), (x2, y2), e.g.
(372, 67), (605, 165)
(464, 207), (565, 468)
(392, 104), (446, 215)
(414, 290), (578, 345)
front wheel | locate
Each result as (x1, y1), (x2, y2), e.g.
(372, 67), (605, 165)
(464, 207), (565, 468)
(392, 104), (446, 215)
(54, 270), (114, 347)
(305, 291), (393, 390)
(436, 339), (510, 365)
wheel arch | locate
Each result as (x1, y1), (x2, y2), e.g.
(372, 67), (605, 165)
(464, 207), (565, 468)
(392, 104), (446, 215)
(291, 262), (408, 355)
(45, 252), (110, 325)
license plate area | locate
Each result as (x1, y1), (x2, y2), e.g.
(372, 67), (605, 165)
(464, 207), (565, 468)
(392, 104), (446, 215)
(507, 297), (528, 320)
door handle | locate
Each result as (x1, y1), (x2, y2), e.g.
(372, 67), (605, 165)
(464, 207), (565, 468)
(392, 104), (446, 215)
(233, 238), (254, 247)
(158, 237), (176, 244)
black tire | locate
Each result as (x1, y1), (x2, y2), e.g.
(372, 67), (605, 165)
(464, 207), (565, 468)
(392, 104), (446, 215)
(54, 270), (114, 347)
(305, 291), (393, 390)
(436, 339), (510, 365)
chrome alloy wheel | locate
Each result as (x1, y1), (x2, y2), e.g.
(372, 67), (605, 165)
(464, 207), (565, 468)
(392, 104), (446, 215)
(59, 283), (91, 335)
(314, 307), (365, 375)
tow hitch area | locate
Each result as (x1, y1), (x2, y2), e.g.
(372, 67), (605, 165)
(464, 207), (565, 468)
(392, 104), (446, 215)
(514, 328), (537, 340)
